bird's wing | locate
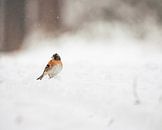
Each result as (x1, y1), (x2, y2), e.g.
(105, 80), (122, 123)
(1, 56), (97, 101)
(43, 60), (53, 73)
(43, 60), (62, 73)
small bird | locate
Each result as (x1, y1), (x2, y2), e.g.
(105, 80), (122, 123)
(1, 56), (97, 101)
(37, 53), (63, 80)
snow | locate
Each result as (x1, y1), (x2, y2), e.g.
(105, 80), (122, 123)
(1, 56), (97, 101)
(0, 30), (162, 130)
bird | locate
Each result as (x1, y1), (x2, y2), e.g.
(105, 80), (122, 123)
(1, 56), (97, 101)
(37, 53), (63, 80)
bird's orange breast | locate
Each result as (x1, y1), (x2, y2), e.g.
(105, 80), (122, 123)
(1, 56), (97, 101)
(48, 60), (63, 67)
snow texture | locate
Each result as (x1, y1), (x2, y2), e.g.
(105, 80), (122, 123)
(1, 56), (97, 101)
(0, 33), (162, 130)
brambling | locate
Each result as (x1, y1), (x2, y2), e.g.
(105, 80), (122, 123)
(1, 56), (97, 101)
(37, 53), (63, 80)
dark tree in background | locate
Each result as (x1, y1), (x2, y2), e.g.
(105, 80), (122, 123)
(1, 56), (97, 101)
(0, 0), (25, 52)
(0, 0), (63, 52)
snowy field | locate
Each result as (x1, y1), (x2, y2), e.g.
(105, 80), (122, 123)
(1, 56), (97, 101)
(0, 28), (162, 130)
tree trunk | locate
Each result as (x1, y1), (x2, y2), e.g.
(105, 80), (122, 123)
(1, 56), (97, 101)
(0, 0), (25, 52)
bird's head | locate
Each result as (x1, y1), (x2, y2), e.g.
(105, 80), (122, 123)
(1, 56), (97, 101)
(52, 53), (61, 60)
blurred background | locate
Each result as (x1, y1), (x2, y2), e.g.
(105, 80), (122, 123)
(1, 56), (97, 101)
(1, 1), (162, 130)
(0, 0), (162, 51)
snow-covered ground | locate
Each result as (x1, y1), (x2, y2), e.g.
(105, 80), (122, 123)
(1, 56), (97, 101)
(0, 29), (162, 130)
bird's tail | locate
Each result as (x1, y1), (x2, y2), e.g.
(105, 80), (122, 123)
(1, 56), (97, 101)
(37, 74), (44, 80)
